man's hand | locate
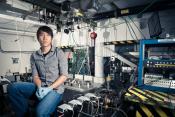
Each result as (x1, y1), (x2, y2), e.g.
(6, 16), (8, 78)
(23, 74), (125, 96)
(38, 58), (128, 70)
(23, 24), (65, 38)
(36, 87), (52, 100)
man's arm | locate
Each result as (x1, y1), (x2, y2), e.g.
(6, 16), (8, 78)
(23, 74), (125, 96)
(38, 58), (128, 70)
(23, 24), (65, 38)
(49, 48), (68, 89)
(49, 75), (67, 89)
(30, 54), (42, 88)
(33, 75), (42, 88)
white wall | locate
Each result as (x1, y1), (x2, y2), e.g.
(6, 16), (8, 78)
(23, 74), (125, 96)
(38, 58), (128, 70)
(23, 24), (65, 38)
(0, 32), (61, 76)
(0, 22), (58, 76)
(96, 16), (150, 43)
(0, 33), (38, 76)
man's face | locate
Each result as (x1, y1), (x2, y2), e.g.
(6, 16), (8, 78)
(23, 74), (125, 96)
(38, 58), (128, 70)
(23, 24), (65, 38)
(38, 31), (52, 47)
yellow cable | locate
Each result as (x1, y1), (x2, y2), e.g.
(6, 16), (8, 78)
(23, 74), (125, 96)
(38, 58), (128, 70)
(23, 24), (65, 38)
(133, 88), (162, 102)
(140, 104), (153, 117)
(128, 89), (147, 101)
(154, 106), (168, 117)
(136, 111), (142, 117)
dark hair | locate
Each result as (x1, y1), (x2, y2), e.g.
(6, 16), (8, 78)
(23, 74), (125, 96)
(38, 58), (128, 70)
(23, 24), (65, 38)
(37, 26), (53, 39)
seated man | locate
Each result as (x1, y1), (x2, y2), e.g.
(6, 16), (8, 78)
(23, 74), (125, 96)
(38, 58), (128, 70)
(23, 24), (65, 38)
(7, 26), (68, 117)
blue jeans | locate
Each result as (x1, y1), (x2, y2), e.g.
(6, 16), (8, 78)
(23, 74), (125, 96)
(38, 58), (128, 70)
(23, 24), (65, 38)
(7, 82), (62, 117)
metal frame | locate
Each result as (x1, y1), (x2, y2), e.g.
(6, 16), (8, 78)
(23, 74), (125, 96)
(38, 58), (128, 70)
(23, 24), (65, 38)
(138, 39), (175, 93)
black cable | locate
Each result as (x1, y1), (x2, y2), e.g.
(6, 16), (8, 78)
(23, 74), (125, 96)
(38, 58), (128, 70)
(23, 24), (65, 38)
(128, 16), (146, 39)
(137, 0), (158, 17)
(168, 79), (174, 110)
(101, 106), (128, 117)
(129, 68), (138, 86)
(78, 111), (93, 117)
(67, 34), (93, 75)
(126, 18), (139, 41)
(123, 18), (138, 41)
(70, 31), (79, 47)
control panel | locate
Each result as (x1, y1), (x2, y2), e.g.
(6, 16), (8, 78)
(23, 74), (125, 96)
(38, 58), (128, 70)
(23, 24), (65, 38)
(138, 39), (175, 92)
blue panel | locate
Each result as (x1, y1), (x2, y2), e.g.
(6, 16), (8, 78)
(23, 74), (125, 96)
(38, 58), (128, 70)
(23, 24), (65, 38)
(138, 39), (175, 93)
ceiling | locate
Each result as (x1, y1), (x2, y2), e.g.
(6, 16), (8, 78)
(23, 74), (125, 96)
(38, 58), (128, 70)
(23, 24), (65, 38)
(20, 0), (175, 19)
(0, 0), (175, 32)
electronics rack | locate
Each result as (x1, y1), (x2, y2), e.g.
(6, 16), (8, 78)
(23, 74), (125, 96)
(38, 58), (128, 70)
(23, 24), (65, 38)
(138, 39), (175, 93)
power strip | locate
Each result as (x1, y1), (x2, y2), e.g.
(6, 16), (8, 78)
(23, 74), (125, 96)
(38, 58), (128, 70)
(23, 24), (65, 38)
(68, 99), (82, 107)
(84, 93), (97, 98)
(77, 96), (90, 102)
(58, 104), (73, 113)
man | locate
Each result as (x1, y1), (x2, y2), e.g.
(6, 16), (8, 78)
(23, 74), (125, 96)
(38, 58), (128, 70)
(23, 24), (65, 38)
(7, 26), (68, 117)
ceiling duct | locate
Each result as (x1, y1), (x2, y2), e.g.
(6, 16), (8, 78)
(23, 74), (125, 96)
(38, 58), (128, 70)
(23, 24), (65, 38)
(80, 0), (114, 11)
(80, 0), (114, 17)
(87, 0), (100, 14)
